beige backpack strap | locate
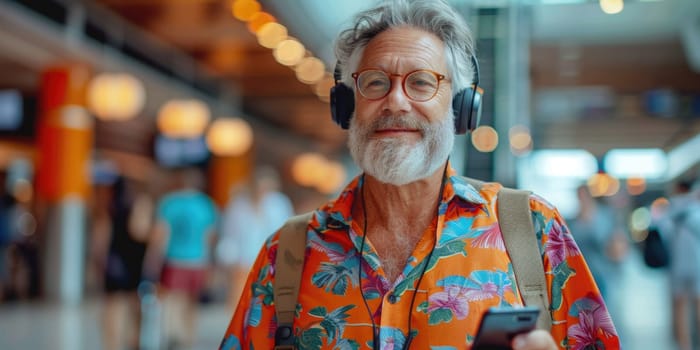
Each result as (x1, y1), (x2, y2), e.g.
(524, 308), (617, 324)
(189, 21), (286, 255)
(497, 187), (552, 330)
(465, 177), (551, 330)
(273, 212), (313, 350)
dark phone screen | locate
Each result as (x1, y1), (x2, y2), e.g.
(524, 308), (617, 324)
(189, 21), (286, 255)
(472, 307), (540, 350)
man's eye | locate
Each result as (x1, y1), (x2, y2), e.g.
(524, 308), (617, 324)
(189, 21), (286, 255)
(412, 79), (432, 87)
(363, 79), (389, 90)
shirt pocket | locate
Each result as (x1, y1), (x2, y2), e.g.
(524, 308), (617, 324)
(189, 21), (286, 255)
(413, 286), (486, 349)
(407, 287), (470, 349)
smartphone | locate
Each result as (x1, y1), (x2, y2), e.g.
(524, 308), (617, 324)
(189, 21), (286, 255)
(472, 306), (540, 350)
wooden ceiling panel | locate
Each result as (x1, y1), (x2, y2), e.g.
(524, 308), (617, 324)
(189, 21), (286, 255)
(92, 0), (165, 28)
(202, 48), (298, 79)
(531, 39), (700, 91)
(0, 60), (40, 92)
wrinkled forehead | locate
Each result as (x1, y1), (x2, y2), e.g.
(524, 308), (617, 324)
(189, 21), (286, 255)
(358, 26), (448, 73)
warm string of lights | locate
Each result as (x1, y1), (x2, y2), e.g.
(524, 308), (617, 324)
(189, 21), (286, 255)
(231, 0), (346, 193)
(231, 0), (334, 102)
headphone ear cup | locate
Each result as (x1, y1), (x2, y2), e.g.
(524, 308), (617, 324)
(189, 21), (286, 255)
(469, 87), (483, 132)
(452, 89), (470, 134)
(330, 83), (355, 129)
(452, 87), (482, 134)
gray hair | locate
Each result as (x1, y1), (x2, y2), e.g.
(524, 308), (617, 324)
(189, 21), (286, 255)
(334, 0), (475, 95)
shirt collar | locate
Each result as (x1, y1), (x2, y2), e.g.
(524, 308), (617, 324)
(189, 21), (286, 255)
(315, 163), (487, 233)
(444, 168), (488, 205)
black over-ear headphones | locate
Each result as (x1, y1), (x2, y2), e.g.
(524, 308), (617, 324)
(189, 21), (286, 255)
(330, 55), (483, 134)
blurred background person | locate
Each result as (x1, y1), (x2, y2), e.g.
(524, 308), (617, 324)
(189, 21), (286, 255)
(0, 170), (38, 302)
(657, 178), (700, 350)
(0, 172), (14, 302)
(144, 167), (218, 350)
(91, 175), (152, 350)
(569, 183), (630, 343)
(215, 165), (294, 311)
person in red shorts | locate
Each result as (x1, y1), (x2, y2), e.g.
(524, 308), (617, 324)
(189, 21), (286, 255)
(145, 167), (218, 349)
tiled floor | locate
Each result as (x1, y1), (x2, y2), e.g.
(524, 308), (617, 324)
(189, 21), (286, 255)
(0, 250), (680, 349)
(0, 297), (231, 350)
(614, 250), (676, 350)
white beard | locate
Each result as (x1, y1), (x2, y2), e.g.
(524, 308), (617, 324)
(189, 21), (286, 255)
(348, 110), (455, 185)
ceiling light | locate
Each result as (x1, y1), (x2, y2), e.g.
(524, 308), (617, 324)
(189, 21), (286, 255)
(295, 57), (326, 84)
(599, 0), (624, 14)
(157, 99), (211, 139)
(273, 39), (305, 66)
(206, 117), (253, 157)
(247, 12), (275, 34)
(256, 22), (288, 49)
(292, 153), (327, 187)
(87, 73), (145, 121)
(231, 0), (261, 21)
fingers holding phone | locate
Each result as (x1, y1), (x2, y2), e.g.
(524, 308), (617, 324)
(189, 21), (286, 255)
(511, 330), (557, 350)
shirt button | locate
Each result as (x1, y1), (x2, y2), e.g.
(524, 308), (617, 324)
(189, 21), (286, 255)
(388, 294), (398, 304)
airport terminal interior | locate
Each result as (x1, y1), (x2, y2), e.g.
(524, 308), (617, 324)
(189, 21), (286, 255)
(1, 0), (700, 349)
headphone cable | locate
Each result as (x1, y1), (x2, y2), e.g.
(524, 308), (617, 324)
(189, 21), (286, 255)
(359, 174), (380, 350)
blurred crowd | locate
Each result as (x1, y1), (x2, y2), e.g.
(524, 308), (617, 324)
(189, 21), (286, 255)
(0, 163), (296, 350)
(652, 179), (700, 350)
(0, 169), (39, 303)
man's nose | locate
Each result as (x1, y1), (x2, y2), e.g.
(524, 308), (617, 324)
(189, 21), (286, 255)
(382, 78), (411, 114)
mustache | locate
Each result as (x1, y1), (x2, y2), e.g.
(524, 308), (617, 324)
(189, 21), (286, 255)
(369, 115), (426, 131)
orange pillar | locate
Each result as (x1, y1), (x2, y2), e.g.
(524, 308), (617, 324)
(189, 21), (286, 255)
(208, 150), (252, 208)
(34, 64), (93, 303)
(35, 65), (93, 202)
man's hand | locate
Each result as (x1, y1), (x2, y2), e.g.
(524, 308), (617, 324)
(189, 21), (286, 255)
(511, 330), (557, 350)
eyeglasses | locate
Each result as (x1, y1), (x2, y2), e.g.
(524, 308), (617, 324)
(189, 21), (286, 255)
(351, 69), (447, 102)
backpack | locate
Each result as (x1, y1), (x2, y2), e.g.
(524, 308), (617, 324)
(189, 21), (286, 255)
(642, 226), (669, 268)
(272, 180), (552, 349)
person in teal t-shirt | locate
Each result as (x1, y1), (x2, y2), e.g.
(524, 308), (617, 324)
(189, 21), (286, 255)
(146, 167), (218, 349)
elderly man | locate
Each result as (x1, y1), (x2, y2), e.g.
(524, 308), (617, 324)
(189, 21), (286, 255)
(220, 0), (620, 349)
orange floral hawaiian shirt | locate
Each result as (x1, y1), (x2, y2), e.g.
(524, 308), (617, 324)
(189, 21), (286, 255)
(221, 166), (620, 349)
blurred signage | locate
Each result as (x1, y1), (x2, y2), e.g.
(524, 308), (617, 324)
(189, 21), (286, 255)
(0, 90), (23, 130)
(154, 135), (209, 167)
(604, 148), (667, 179)
(529, 149), (598, 178)
(518, 149), (599, 218)
(643, 89), (678, 118)
(534, 87), (616, 122)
